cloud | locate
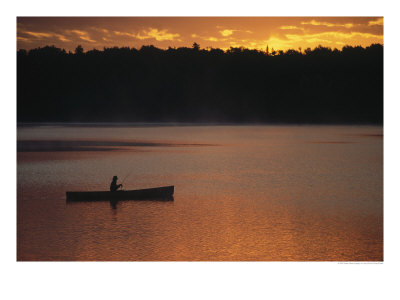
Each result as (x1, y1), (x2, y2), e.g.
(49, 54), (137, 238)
(54, 34), (71, 42)
(220, 29), (234, 37)
(141, 28), (180, 41)
(114, 28), (180, 41)
(17, 36), (31, 42)
(223, 38), (269, 50)
(284, 31), (383, 45)
(70, 30), (86, 35)
(19, 31), (70, 43)
(368, 18), (384, 26)
(301, 20), (354, 28)
(195, 27), (382, 51)
(312, 31), (381, 40)
(280, 26), (304, 30)
(219, 28), (253, 37)
(68, 30), (96, 43)
(190, 33), (231, 43)
(79, 36), (96, 43)
(205, 37), (220, 42)
(265, 30), (383, 50)
(91, 27), (111, 35)
(24, 31), (53, 38)
(114, 31), (136, 38)
(190, 33), (226, 42)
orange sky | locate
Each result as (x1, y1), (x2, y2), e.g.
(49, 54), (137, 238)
(17, 17), (383, 52)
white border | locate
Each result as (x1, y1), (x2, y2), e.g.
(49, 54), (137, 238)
(3, 0), (399, 299)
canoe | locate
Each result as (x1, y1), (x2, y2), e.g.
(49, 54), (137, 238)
(66, 185), (174, 202)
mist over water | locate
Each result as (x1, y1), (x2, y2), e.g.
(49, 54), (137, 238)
(17, 124), (383, 261)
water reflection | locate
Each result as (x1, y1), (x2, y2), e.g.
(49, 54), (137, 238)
(106, 197), (175, 209)
(17, 139), (219, 152)
(17, 125), (383, 261)
(110, 199), (118, 209)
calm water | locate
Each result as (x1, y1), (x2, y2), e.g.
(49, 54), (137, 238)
(17, 124), (383, 261)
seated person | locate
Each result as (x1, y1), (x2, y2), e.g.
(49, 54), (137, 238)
(110, 175), (122, 192)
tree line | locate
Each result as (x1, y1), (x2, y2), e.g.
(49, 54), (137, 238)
(17, 43), (383, 124)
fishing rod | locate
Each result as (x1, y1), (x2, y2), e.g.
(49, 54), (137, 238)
(120, 171), (133, 188)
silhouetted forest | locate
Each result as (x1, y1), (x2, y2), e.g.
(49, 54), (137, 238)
(17, 43), (383, 124)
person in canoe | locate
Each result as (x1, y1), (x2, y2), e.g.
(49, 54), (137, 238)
(110, 175), (123, 192)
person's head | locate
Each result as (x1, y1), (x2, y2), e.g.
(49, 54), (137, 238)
(113, 176), (118, 181)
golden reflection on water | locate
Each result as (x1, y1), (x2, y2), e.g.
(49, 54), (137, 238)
(17, 125), (383, 261)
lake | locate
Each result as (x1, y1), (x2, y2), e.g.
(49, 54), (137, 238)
(17, 124), (383, 261)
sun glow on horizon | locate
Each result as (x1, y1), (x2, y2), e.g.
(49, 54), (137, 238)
(17, 17), (383, 52)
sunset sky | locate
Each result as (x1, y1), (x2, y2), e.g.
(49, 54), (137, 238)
(18, 17), (383, 52)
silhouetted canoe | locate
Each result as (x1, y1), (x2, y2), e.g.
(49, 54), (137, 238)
(66, 185), (174, 202)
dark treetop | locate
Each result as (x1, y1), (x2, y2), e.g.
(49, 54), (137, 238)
(17, 43), (383, 124)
